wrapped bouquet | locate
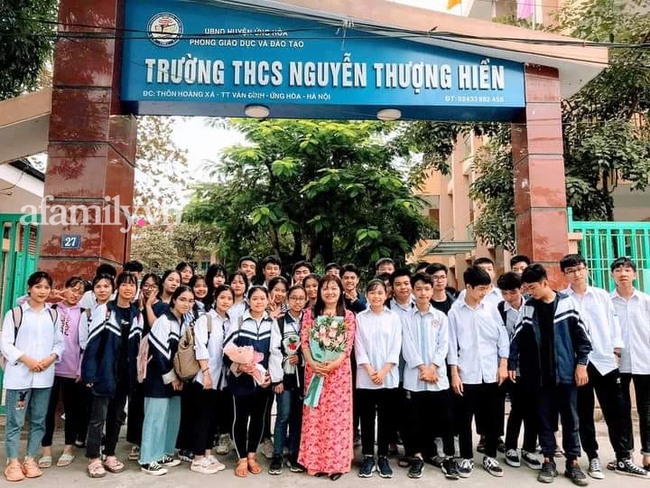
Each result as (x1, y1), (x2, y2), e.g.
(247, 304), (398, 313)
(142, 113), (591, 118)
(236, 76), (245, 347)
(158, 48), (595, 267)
(282, 335), (300, 375)
(304, 315), (347, 408)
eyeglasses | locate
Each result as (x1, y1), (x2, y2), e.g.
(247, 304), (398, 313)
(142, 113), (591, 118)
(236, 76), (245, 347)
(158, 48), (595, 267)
(563, 266), (587, 275)
(432, 275), (447, 281)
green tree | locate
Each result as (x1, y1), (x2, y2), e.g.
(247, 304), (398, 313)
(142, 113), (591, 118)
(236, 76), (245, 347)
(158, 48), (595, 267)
(184, 119), (431, 270)
(0, 1), (57, 100)
(130, 227), (180, 273)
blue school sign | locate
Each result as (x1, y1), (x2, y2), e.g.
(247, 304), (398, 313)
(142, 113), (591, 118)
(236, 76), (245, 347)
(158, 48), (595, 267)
(121, 0), (526, 120)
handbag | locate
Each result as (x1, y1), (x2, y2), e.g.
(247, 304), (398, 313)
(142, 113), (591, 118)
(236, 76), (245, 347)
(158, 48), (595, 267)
(173, 315), (212, 381)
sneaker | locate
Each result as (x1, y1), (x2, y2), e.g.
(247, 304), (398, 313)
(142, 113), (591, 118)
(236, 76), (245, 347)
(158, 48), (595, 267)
(215, 434), (232, 455)
(5, 460), (26, 482)
(140, 462), (168, 476)
(554, 448), (564, 458)
(190, 457), (220, 475)
(457, 458), (474, 478)
(615, 458), (648, 478)
(206, 455), (226, 472)
(159, 455), (181, 467)
(21, 458), (43, 479)
(377, 456), (393, 479)
(588, 458), (604, 479)
(497, 438), (507, 454)
(269, 456), (283, 475)
(523, 450), (543, 470)
(287, 458), (306, 473)
(408, 457), (425, 479)
(566, 462), (589, 486)
(477, 436), (486, 454)
(483, 456), (504, 477)
(442, 458), (460, 480)
(178, 450), (194, 463)
(260, 438), (274, 459)
(425, 455), (445, 468)
(506, 449), (521, 468)
(606, 460), (616, 471)
(538, 460), (558, 483)
(129, 445), (140, 461)
(359, 456), (376, 478)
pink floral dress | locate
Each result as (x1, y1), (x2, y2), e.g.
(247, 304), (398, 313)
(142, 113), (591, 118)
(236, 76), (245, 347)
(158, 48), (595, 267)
(298, 308), (356, 475)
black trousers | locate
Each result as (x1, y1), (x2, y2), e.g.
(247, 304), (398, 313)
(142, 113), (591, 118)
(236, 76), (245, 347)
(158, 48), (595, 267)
(262, 389), (273, 440)
(457, 382), (500, 459)
(406, 389), (455, 458)
(621, 374), (650, 455)
(42, 376), (88, 447)
(578, 364), (632, 460)
(536, 383), (580, 460)
(86, 376), (129, 459)
(357, 388), (396, 456)
(505, 379), (538, 452)
(184, 382), (219, 455)
(216, 387), (234, 436)
(232, 390), (269, 458)
(126, 384), (145, 445)
(175, 386), (193, 451)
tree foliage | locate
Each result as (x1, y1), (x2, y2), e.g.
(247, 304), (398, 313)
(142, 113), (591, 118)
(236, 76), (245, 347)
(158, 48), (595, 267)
(0, 0), (57, 100)
(184, 119), (431, 271)
(135, 116), (190, 209)
(398, 0), (650, 248)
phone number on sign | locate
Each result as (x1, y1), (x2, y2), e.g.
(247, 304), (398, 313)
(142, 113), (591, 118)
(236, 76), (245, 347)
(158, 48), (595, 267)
(444, 95), (505, 103)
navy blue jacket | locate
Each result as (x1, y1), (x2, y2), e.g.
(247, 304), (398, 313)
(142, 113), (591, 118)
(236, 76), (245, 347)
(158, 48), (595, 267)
(142, 309), (182, 398)
(81, 301), (143, 397)
(508, 292), (592, 386)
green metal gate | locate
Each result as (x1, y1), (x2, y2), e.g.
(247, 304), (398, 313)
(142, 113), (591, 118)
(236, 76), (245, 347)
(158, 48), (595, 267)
(568, 208), (649, 292)
(0, 213), (41, 414)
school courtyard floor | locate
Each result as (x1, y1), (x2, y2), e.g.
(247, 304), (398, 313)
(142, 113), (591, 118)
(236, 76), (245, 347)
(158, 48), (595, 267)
(2, 418), (649, 488)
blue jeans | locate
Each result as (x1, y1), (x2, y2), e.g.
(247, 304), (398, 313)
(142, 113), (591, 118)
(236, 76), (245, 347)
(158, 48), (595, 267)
(140, 396), (181, 464)
(272, 389), (302, 458)
(5, 388), (52, 460)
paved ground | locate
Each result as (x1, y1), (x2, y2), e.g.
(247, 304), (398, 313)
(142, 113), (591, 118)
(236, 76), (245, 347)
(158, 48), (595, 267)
(2, 419), (649, 487)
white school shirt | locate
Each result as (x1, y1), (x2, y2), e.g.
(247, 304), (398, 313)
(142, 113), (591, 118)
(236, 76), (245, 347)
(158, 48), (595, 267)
(354, 307), (402, 390)
(563, 286), (623, 375)
(447, 298), (509, 385)
(401, 305), (450, 392)
(501, 298), (524, 340)
(455, 286), (502, 309)
(610, 289), (650, 375)
(1, 303), (66, 389)
(193, 309), (229, 389)
(227, 300), (248, 327)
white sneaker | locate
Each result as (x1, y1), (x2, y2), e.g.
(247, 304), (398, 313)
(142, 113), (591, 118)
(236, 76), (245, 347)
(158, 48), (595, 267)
(215, 434), (231, 455)
(190, 458), (220, 475)
(261, 438), (274, 459)
(129, 445), (140, 461)
(589, 457), (605, 479)
(207, 455), (226, 472)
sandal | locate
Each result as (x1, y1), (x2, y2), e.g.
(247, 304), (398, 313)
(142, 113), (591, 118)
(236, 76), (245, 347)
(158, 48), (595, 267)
(38, 456), (53, 469)
(102, 457), (125, 473)
(235, 459), (248, 477)
(57, 453), (75, 467)
(247, 455), (262, 474)
(87, 460), (106, 478)
(329, 473), (343, 481)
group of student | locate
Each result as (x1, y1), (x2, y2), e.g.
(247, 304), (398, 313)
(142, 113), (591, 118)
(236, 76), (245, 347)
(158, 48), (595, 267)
(1, 253), (649, 486)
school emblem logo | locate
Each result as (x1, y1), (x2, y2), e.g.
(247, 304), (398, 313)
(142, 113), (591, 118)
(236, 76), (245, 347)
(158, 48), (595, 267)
(147, 12), (183, 47)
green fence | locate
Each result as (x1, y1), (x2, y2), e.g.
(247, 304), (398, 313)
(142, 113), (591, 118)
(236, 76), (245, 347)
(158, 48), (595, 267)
(0, 213), (41, 414)
(568, 208), (650, 292)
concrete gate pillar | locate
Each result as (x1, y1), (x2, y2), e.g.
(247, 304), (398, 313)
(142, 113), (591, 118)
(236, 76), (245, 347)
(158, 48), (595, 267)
(512, 65), (569, 287)
(40, 0), (137, 284)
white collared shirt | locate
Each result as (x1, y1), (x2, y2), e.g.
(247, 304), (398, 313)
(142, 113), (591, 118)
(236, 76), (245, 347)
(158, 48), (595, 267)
(401, 305), (450, 392)
(563, 286), (623, 375)
(1, 303), (65, 389)
(355, 307), (402, 390)
(610, 288), (650, 375)
(456, 287), (502, 309)
(501, 299), (524, 340)
(447, 298), (509, 385)
(194, 309), (229, 389)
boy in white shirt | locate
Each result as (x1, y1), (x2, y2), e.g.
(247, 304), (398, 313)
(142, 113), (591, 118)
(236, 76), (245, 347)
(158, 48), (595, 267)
(610, 257), (650, 472)
(448, 266), (509, 478)
(561, 254), (647, 479)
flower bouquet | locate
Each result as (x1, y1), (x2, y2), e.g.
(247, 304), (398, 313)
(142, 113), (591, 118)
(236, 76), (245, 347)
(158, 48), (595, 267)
(282, 335), (300, 375)
(304, 315), (347, 408)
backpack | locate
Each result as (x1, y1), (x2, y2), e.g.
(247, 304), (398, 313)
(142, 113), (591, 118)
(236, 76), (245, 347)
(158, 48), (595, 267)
(173, 315), (212, 382)
(0, 306), (59, 370)
(136, 332), (150, 384)
(497, 301), (508, 327)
